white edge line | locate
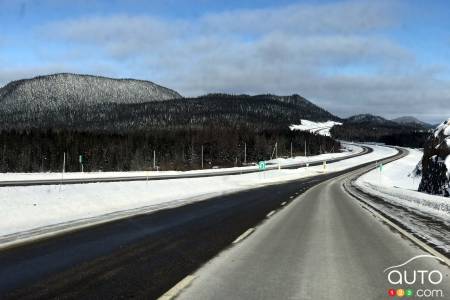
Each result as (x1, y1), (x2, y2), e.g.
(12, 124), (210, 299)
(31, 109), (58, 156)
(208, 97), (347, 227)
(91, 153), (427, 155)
(344, 147), (450, 266)
(346, 184), (450, 268)
(266, 210), (276, 218)
(157, 275), (196, 300)
(232, 228), (255, 244)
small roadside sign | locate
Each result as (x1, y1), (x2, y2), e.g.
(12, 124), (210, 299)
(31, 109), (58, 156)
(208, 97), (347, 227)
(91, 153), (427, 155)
(258, 161), (266, 171)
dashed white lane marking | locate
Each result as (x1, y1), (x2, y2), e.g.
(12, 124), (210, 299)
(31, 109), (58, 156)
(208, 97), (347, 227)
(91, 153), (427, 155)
(281, 201), (287, 206)
(157, 275), (196, 300)
(266, 210), (276, 218)
(232, 228), (255, 244)
(289, 196), (294, 199)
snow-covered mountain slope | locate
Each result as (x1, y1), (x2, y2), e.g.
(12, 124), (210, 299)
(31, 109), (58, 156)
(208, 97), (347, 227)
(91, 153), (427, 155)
(0, 73), (181, 114)
(418, 118), (450, 196)
(289, 119), (342, 137)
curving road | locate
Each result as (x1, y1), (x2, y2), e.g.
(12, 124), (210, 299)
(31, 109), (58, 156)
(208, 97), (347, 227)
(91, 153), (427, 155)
(3, 146), (448, 299)
(177, 149), (450, 300)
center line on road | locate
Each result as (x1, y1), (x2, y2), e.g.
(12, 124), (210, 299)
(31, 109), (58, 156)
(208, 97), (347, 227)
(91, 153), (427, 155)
(266, 210), (276, 218)
(157, 275), (196, 300)
(232, 228), (255, 244)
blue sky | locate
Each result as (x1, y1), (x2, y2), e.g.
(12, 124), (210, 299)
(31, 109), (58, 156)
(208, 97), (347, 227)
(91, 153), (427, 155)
(0, 0), (449, 122)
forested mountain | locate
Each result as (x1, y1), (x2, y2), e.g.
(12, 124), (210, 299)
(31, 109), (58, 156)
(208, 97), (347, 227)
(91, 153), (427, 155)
(391, 116), (432, 128)
(331, 113), (430, 147)
(0, 74), (341, 172)
(346, 114), (395, 125)
(0, 86), (339, 132)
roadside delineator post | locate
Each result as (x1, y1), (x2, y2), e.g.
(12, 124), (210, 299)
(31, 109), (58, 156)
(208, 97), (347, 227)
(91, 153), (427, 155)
(79, 155), (83, 173)
(59, 152), (66, 192)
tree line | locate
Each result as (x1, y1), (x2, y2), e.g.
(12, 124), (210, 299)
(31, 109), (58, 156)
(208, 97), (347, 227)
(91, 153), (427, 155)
(0, 127), (340, 172)
(331, 123), (429, 148)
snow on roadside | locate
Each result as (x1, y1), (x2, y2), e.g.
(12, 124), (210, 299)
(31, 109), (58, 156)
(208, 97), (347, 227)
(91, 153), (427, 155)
(355, 148), (450, 221)
(355, 148), (450, 253)
(0, 143), (396, 245)
(289, 119), (342, 137)
(0, 143), (359, 183)
(358, 148), (422, 190)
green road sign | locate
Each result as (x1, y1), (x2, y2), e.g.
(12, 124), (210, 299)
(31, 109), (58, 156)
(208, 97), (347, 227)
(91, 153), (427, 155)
(258, 161), (266, 170)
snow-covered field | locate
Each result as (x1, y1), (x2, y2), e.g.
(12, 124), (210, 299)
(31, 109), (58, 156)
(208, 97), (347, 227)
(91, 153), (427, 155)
(289, 119), (342, 137)
(0, 144), (396, 247)
(0, 144), (360, 183)
(355, 148), (450, 253)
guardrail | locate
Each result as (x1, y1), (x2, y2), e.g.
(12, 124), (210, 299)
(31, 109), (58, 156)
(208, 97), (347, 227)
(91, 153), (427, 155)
(0, 146), (370, 187)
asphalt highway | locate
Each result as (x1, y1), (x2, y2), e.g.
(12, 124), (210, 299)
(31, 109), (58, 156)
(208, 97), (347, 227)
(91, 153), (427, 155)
(2, 146), (442, 300)
(0, 170), (344, 299)
(178, 150), (450, 300)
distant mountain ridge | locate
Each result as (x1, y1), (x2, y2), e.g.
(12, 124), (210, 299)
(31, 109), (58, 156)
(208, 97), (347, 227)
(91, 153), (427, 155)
(0, 74), (339, 132)
(346, 114), (396, 125)
(391, 116), (432, 128)
(331, 113), (430, 147)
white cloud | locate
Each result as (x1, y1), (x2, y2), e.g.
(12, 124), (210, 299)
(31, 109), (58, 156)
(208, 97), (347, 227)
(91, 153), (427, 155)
(2, 0), (449, 123)
(199, 0), (395, 35)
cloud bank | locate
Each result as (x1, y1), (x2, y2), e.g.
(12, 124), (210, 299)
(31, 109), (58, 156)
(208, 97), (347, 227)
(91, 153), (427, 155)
(1, 0), (449, 122)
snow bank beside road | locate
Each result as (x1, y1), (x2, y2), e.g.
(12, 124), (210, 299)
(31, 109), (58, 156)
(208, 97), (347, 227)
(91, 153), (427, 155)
(358, 148), (422, 190)
(355, 149), (450, 220)
(0, 144), (396, 246)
